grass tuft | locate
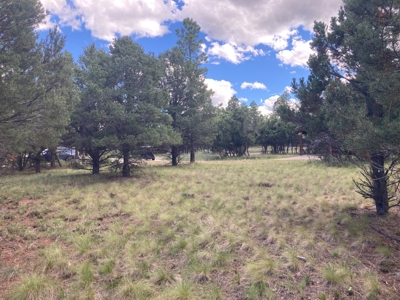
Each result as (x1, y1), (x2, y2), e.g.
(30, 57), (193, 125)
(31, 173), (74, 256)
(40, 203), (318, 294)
(6, 274), (58, 300)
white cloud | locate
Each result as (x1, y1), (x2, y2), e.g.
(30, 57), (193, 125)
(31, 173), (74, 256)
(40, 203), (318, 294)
(284, 86), (293, 94)
(241, 81), (267, 90)
(259, 95), (280, 116)
(239, 97), (248, 102)
(40, 0), (177, 41)
(207, 42), (265, 64)
(39, 0), (341, 62)
(258, 88), (298, 115)
(204, 78), (236, 107)
(178, 0), (342, 48)
(276, 37), (314, 67)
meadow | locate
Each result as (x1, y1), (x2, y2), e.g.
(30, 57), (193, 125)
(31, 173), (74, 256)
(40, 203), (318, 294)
(0, 156), (399, 299)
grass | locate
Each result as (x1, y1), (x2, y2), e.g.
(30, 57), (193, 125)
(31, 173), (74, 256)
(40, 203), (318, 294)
(0, 158), (399, 299)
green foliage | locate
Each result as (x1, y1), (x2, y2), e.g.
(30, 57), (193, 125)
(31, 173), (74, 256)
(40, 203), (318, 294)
(293, 0), (400, 214)
(258, 114), (296, 154)
(6, 274), (58, 300)
(212, 97), (263, 156)
(0, 0), (77, 169)
(161, 18), (217, 165)
(71, 38), (180, 175)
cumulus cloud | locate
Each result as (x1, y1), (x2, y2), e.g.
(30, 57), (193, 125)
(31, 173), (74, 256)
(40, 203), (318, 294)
(259, 95), (280, 115)
(40, 0), (342, 54)
(276, 37), (314, 67)
(258, 88), (298, 115)
(204, 78), (236, 107)
(207, 42), (265, 64)
(241, 81), (267, 90)
(239, 97), (248, 102)
(39, 0), (177, 41)
(39, 0), (81, 31)
(178, 0), (342, 48)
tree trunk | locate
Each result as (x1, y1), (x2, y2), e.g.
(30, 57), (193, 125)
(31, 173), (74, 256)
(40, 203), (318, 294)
(122, 144), (130, 177)
(370, 153), (389, 215)
(190, 138), (195, 163)
(17, 155), (24, 171)
(50, 147), (56, 168)
(88, 148), (100, 174)
(34, 152), (41, 173)
(190, 149), (195, 163)
(171, 146), (178, 166)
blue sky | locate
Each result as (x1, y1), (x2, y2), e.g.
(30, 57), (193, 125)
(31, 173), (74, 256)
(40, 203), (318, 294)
(38, 0), (343, 114)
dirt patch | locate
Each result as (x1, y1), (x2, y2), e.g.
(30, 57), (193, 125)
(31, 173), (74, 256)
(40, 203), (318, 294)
(18, 198), (41, 206)
(0, 236), (54, 299)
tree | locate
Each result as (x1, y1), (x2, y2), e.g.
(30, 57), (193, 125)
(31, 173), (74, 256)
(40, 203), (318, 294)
(161, 18), (216, 165)
(72, 39), (180, 176)
(70, 45), (113, 175)
(0, 1), (77, 172)
(302, 0), (400, 214)
(107, 37), (180, 176)
(258, 115), (295, 154)
(212, 97), (262, 156)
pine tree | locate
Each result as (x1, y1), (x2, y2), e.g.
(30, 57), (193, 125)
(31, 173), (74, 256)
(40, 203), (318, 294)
(301, 0), (400, 214)
(161, 18), (216, 165)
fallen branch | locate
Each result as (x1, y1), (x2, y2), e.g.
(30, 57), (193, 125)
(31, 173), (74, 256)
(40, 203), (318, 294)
(369, 224), (400, 243)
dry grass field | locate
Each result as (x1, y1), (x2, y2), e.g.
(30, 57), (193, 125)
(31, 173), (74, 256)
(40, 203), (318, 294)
(0, 157), (399, 299)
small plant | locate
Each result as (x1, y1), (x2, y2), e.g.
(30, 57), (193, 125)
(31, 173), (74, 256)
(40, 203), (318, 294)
(153, 269), (175, 285)
(246, 281), (269, 300)
(323, 263), (352, 285)
(376, 245), (393, 258)
(318, 293), (328, 300)
(213, 250), (231, 268)
(79, 261), (93, 287)
(99, 259), (115, 276)
(364, 273), (380, 298)
(43, 244), (68, 271)
(244, 258), (276, 283)
(6, 274), (57, 300)
(118, 279), (154, 299)
(73, 235), (92, 254)
(167, 279), (194, 300)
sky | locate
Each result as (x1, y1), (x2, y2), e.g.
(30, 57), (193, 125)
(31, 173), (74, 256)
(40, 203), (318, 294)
(38, 0), (343, 115)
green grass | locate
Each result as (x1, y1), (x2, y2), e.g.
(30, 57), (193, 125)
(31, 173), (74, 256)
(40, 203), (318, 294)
(0, 158), (399, 299)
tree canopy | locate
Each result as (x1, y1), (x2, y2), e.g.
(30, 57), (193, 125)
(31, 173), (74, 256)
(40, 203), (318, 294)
(0, 0), (76, 172)
(294, 0), (400, 214)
